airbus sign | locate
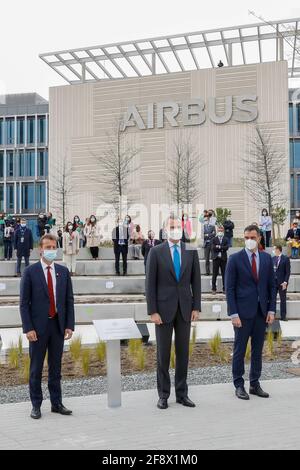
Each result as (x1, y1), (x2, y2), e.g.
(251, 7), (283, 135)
(121, 95), (258, 131)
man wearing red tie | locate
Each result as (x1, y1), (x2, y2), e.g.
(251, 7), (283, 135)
(225, 225), (277, 400)
(20, 234), (75, 419)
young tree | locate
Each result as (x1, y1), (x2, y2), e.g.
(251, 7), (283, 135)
(242, 126), (288, 240)
(168, 133), (203, 212)
(49, 154), (73, 227)
(90, 117), (140, 217)
(216, 208), (232, 226)
(272, 206), (288, 240)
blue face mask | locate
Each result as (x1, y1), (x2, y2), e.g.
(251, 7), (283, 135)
(20, 224), (26, 228)
(43, 250), (57, 262)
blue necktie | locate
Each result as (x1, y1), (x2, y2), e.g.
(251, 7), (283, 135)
(173, 244), (181, 281)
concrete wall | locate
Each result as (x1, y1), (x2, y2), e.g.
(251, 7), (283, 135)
(49, 62), (289, 236)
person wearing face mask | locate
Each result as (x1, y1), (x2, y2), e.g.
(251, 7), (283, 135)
(146, 216), (201, 410)
(112, 216), (130, 276)
(223, 216), (235, 248)
(3, 219), (14, 261)
(225, 224), (276, 401)
(129, 224), (145, 260)
(141, 230), (160, 272)
(14, 218), (33, 277)
(84, 215), (101, 260)
(259, 209), (272, 247)
(211, 225), (229, 294)
(20, 233), (75, 420)
(62, 222), (80, 276)
(203, 217), (216, 276)
(181, 213), (192, 243)
(73, 215), (81, 230)
(272, 245), (290, 321)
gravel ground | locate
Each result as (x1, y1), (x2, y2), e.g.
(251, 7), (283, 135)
(0, 361), (298, 405)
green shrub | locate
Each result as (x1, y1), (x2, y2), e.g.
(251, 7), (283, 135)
(8, 344), (19, 369)
(209, 331), (222, 356)
(95, 340), (106, 363)
(81, 349), (91, 376)
(23, 355), (30, 383)
(69, 336), (82, 361)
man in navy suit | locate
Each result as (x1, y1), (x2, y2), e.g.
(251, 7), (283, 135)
(14, 217), (33, 277)
(273, 245), (291, 321)
(225, 225), (276, 400)
(20, 233), (75, 419)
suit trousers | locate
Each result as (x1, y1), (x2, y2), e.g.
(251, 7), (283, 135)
(212, 257), (226, 291)
(29, 316), (64, 407)
(16, 255), (29, 274)
(276, 285), (287, 320)
(114, 245), (128, 274)
(155, 308), (191, 400)
(204, 244), (212, 274)
(232, 305), (266, 388)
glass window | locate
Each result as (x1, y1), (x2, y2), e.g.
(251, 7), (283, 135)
(16, 183), (20, 213)
(289, 103), (294, 135)
(21, 183), (35, 212)
(0, 184), (4, 212)
(291, 174), (295, 207)
(16, 150), (25, 177)
(297, 104), (300, 134)
(17, 117), (25, 144)
(6, 183), (14, 211)
(0, 119), (3, 145)
(37, 116), (46, 144)
(290, 141), (300, 169)
(25, 150), (35, 177)
(6, 118), (15, 145)
(6, 151), (14, 177)
(0, 151), (3, 178)
(27, 117), (35, 145)
(37, 149), (48, 177)
(36, 182), (46, 211)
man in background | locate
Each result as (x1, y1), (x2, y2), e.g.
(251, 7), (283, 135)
(273, 245), (290, 321)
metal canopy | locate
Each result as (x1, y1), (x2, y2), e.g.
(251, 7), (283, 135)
(39, 17), (300, 84)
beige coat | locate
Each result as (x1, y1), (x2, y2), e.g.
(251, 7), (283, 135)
(63, 231), (80, 255)
(84, 223), (101, 248)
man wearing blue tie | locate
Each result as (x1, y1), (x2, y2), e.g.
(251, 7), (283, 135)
(225, 225), (277, 400)
(146, 216), (201, 409)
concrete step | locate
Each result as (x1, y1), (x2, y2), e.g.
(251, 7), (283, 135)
(1, 299), (300, 329)
(2, 274), (300, 296)
(2, 257), (300, 277)
(0, 245), (285, 261)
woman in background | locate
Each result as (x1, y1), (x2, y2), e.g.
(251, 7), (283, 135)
(259, 208), (272, 247)
(63, 222), (80, 275)
(84, 215), (101, 260)
(129, 224), (145, 259)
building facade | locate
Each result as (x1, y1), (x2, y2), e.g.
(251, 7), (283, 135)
(49, 61), (289, 236)
(0, 93), (49, 233)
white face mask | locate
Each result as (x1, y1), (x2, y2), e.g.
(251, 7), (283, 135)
(217, 232), (223, 237)
(167, 228), (182, 241)
(245, 239), (257, 251)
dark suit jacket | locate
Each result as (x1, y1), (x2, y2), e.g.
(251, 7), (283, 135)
(20, 262), (75, 336)
(285, 228), (300, 240)
(211, 236), (229, 261)
(141, 239), (161, 265)
(203, 224), (216, 247)
(112, 225), (130, 251)
(14, 228), (33, 257)
(273, 254), (291, 286)
(225, 249), (276, 319)
(146, 241), (201, 322)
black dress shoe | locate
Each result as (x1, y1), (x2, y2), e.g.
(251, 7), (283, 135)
(249, 385), (269, 398)
(176, 396), (196, 407)
(51, 403), (72, 415)
(30, 407), (41, 419)
(157, 398), (168, 409)
(235, 386), (250, 400)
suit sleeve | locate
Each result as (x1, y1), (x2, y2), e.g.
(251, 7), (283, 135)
(20, 268), (34, 333)
(65, 270), (75, 330)
(225, 255), (238, 316)
(268, 257), (277, 313)
(191, 250), (201, 311)
(145, 248), (158, 315)
(14, 230), (18, 250)
(29, 230), (33, 250)
(141, 241), (146, 258)
(222, 238), (229, 251)
(285, 257), (291, 284)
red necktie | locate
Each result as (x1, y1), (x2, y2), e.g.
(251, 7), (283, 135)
(251, 253), (258, 282)
(47, 266), (56, 318)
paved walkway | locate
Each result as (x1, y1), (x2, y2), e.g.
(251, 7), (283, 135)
(1, 378), (300, 450)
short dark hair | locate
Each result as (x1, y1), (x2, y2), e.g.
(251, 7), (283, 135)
(244, 224), (260, 235)
(275, 245), (282, 252)
(39, 233), (57, 247)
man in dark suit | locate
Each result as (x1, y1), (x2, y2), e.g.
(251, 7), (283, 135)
(285, 222), (300, 241)
(14, 217), (33, 277)
(273, 245), (291, 321)
(146, 216), (201, 410)
(112, 218), (130, 276)
(225, 224), (276, 401)
(211, 225), (229, 294)
(20, 233), (75, 419)
(203, 219), (216, 275)
(141, 230), (160, 272)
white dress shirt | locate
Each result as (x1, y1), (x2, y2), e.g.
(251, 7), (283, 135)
(168, 240), (182, 265)
(40, 259), (57, 307)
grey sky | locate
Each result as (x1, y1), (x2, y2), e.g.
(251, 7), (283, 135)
(1, 0), (299, 98)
